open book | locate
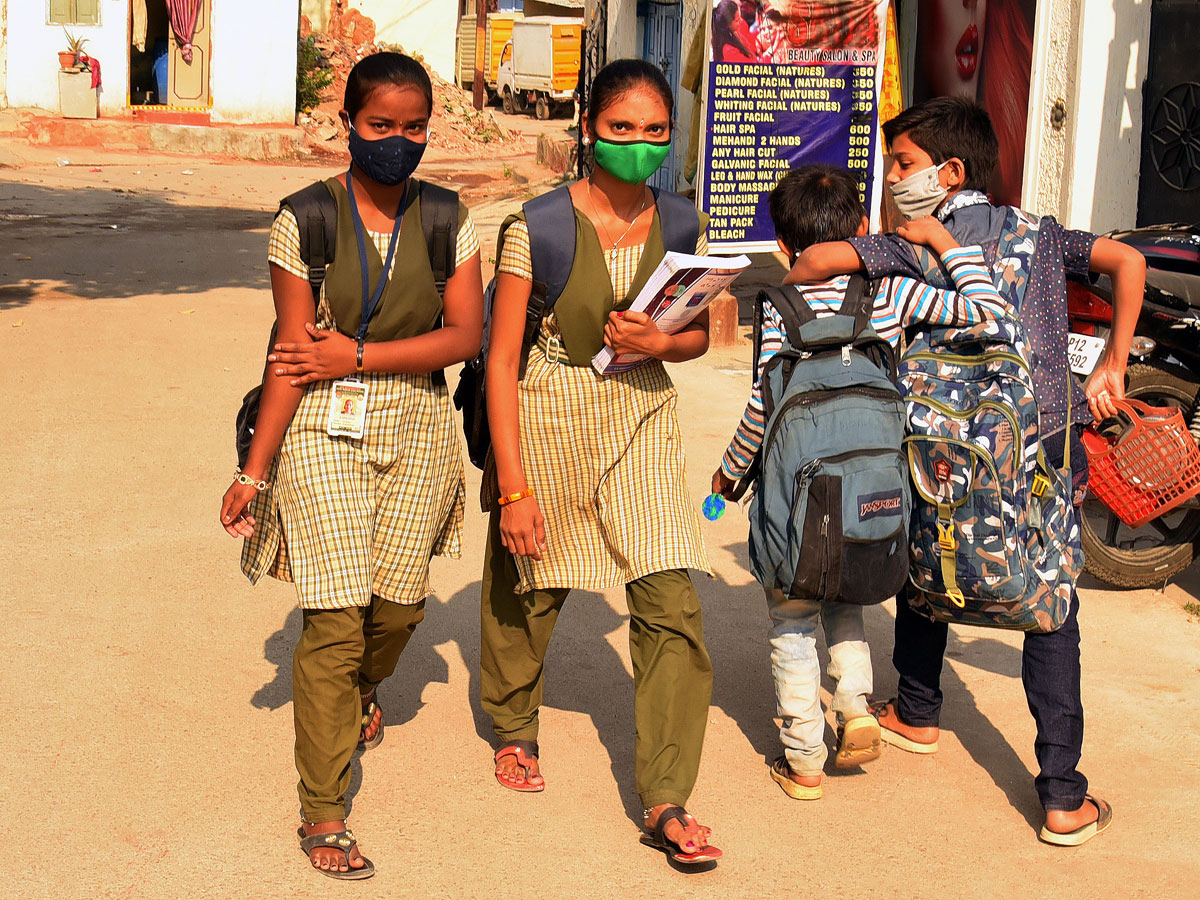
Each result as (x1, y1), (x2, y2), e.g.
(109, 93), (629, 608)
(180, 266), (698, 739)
(592, 251), (751, 375)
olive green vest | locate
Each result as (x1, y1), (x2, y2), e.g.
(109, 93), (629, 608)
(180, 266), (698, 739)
(501, 206), (671, 366)
(322, 177), (443, 342)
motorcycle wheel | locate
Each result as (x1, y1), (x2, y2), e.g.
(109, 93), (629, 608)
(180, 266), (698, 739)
(1079, 361), (1200, 588)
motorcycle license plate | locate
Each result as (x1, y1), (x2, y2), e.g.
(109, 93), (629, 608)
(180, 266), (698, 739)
(1068, 332), (1105, 375)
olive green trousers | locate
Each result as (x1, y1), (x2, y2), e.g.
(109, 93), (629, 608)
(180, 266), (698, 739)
(479, 511), (713, 810)
(292, 596), (425, 823)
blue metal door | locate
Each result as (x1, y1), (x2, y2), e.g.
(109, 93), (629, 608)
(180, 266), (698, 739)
(640, 1), (682, 192)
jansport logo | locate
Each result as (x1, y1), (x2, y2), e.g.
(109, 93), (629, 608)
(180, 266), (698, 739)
(859, 490), (902, 520)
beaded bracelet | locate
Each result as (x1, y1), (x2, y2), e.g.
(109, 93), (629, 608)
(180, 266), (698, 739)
(496, 488), (534, 507)
(234, 469), (271, 492)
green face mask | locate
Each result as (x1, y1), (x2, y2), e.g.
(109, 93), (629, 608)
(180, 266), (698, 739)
(592, 137), (672, 184)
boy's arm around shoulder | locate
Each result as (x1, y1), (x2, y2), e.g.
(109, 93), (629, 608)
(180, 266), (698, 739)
(783, 231), (952, 288)
(782, 240), (864, 285)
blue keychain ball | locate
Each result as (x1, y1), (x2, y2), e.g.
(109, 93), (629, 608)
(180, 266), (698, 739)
(702, 493), (726, 521)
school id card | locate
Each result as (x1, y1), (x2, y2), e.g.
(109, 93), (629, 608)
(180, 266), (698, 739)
(327, 380), (368, 439)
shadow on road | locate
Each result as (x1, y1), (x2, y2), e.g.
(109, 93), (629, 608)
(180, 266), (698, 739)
(0, 182), (273, 310)
(709, 539), (1042, 828)
(248, 540), (1045, 833)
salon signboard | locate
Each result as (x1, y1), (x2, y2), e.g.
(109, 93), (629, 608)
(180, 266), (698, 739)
(700, 0), (890, 253)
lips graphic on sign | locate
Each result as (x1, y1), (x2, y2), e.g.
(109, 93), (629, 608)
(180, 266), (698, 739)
(934, 460), (952, 483)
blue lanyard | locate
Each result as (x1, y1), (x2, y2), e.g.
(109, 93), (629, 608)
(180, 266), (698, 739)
(346, 166), (408, 342)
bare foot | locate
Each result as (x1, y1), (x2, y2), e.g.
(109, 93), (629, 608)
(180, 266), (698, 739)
(301, 819), (367, 873)
(644, 804), (713, 854)
(1044, 798), (1100, 834)
(495, 745), (544, 789)
(872, 700), (939, 747)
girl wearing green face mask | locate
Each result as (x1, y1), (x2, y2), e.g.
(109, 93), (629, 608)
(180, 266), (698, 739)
(480, 58), (723, 868)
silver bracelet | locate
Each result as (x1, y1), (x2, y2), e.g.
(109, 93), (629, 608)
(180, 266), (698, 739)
(234, 469), (271, 492)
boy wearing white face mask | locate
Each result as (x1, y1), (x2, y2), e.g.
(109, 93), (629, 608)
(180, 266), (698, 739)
(785, 96), (1146, 847)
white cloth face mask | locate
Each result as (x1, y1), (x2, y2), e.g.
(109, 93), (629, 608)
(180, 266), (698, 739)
(889, 162), (949, 220)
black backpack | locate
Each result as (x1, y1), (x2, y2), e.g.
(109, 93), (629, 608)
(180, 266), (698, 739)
(453, 184), (701, 469)
(235, 179), (459, 467)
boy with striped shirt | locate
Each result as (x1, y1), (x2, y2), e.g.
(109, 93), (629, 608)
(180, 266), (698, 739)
(711, 164), (1007, 799)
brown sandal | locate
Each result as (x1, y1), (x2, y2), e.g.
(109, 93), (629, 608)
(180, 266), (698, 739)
(358, 692), (384, 751)
(297, 826), (375, 880)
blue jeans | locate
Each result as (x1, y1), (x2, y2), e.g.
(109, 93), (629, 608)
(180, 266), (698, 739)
(767, 590), (873, 776)
(892, 427), (1089, 811)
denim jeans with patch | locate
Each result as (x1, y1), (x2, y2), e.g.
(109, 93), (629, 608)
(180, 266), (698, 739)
(767, 589), (873, 776)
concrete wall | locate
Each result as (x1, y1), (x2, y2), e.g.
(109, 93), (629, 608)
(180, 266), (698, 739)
(675, 0), (705, 189)
(2, 1), (296, 123)
(1025, 0), (1152, 231)
(5, 0), (131, 114)
(1060, 0), (1151, 232)
(607, 0), (640, 61)
(303, 0), (458, 82)
(0, 0), (8, 106)
(210, 0), (298, 124)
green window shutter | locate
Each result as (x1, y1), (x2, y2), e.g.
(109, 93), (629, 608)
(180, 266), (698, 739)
(48, 0), (73, 25)
(74, 0), (101, 25)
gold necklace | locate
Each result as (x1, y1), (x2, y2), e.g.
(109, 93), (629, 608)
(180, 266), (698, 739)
(587, 179), (648, 253)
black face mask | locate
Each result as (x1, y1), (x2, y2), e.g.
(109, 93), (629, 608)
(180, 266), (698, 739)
(347, 124), (426, 186)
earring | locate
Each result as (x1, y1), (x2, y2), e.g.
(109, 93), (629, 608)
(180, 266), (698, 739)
(582, 136), (590, 146)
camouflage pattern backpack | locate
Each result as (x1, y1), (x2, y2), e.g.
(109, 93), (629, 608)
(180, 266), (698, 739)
(901, 314), (1082, 632)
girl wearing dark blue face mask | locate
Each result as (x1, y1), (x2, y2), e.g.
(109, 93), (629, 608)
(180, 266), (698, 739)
(220, 51), (484, 880)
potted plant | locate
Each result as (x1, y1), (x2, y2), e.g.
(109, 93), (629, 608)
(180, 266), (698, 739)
(59, 29), (88, 70)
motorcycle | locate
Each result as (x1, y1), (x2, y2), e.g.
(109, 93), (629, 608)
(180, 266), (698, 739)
(1067, 222), (1200, 588)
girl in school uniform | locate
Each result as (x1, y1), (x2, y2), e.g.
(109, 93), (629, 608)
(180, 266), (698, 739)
(219, 52), (483, 880)
(481, 58), (721, 867)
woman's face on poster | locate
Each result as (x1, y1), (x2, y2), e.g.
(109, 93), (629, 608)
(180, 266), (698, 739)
(918, 0), (987, 98)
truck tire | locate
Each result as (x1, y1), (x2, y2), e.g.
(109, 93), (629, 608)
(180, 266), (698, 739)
(502, 88), (515, 115)
(1079, 361), (1200, 588)
(535, 96), (550, 120)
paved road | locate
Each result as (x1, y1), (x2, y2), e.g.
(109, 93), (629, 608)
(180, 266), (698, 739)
(2, 149), (1199, 900)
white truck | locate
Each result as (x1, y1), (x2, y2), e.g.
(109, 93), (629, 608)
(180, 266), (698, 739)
(496, 16), (583, 120)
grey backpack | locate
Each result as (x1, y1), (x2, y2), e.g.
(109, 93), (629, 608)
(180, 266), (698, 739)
(747, 276), (911, 604)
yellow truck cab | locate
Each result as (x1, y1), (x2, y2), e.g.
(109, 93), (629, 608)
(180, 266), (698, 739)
(456, 12), (521, 101)
(496, 17), (582, 120)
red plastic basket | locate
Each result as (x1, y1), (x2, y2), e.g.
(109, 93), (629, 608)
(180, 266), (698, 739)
(1082, 398), (1200, 528)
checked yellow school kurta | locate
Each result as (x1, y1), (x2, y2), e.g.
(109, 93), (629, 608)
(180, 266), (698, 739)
(240, 190), (475, 609)
(488, 220), (711, 594)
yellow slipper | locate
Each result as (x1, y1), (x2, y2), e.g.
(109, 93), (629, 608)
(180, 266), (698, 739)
(769, 756), (822, 800)
(835, 715), (883, 768)
(1039, 795), (1113, 847)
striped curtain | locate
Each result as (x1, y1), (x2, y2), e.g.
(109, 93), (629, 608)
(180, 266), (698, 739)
(167, 0), (203, 63)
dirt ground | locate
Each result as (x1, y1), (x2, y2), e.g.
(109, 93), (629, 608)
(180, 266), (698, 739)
(2, 126), (1199, 900)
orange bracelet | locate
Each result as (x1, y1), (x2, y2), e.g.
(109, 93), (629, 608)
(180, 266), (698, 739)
(496, 488), (535, 507)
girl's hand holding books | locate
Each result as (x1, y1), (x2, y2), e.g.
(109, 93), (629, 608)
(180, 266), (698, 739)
(603, 310), (668, 359)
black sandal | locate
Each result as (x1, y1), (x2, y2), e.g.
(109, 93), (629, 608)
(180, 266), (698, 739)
(358, 692), (384, 752)
(297, 827), (376, 880)
(639, 806), (723, 866)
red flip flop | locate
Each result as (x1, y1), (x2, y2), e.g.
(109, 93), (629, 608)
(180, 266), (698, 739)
(494, 740), (544, 793)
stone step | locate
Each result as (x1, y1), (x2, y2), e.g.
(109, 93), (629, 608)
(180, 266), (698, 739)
(6, 108), (307, 161)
